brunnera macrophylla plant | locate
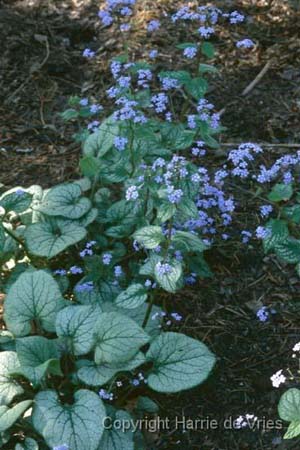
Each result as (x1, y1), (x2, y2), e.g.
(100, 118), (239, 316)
(0, 1), (298, 449)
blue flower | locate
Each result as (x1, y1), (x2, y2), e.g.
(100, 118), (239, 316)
(147, 20), (160, 32)
(114, 136), (128, 151)
(256, 306), (269, 322)
(102, 253), (112, 265)
(54, 269), (67, 276)
(183, 47), (197, 59)
(69, 266), (83, 275)
(75, 281), (94, 293)
(126, 185), (139, 201)
(82, 48), (95, 58)
(236, 39), (255, 49)
(114, 265), (123, 277)
(260, 205), (273, 218)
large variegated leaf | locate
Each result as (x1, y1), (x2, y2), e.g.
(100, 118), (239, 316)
(15, 336), (61, 385)
(146, 332), (215, 393)
(93, 312), (150, 365)
(56, 305), (101, 355)
(0, 400), (32, 432)
(0, 352), (23, 405)
(33, 389), (106, 450)
(77, 352), (145, 386)
(4, 270), (65, 336)
(25, 218), (86, 258)
(36, 183), (91, 219)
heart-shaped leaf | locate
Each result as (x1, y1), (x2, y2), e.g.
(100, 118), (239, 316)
(15, 336), (61, 385)
(36, 183), (91, 219)
(115, 284), (148, 309)
(98, 408), (134, 450)
(77, 352), (145, 386)
(171, 231), (207, 253)
(154, 260), (182, 293)
(56, 305), (100, 355)
(93, 312), (150, 365)
(4, 270), (65, 336)
(33, 389), (106, 450)
(83, 116), (119, 158)
(0, 400), (32, 432)
(0, 352), (23, 405)
(133, 226), (165, 250)
(25, 218), (86, 258)
(0, 188), (32, 213)
(146, 332), (215, 392)
(279, 388), (300, 422)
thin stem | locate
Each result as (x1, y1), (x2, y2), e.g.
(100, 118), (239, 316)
(142, 293), (155, 328)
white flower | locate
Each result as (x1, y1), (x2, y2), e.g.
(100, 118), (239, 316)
(293, 342), (300, 352)
(271, 370), (286, 388)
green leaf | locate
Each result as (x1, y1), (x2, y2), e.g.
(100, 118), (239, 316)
(4, 270), (65, 336)
(0, 400), (32, 432)
(154, 260), (182, 293)
(15, 336), (61, 385)
(133, 226), (165, 250)
(60, 108), (79, 121)
(93, 312), (150, 364)
(283, 205), (300, 224)
(263, 219), (289, 252)
(115, 284), (148, 309)
(80, 156), (101, 178)
(33, 389), (106, 450)
(176, 42), (197, 50)
(199, 63), (218, 74)
(0, 352), (23, 405)
(98, 408), (134, 450)
(275, 238), (300, 263)
(201, 42), (215, 58)
(136, 396), (159, 413)
(0, 188), (32, 213)
(284, 421), (300, 439)
(139, 253), (162, 276)
(77, 352), (145, 386)
(146, 332), (215, 393)
(156, 202), (176, 222)
(0, 224), (5, 252)
(37, 183), (91, 219)
(56, 305), (100, 355)
(15, 438), (39, 450)
(25, 218), (86, 258)
(75, 280), (119, 306)
(158, 70), (191, 85)
(185, 77), (208, 100)
(171, 231), (207, 253)
(268, 183), (293, 202)
(120, 303), (163, 338)
(278, 388), (300, 422)
(83, 115), (119, 157)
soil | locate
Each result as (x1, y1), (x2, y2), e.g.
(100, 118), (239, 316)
(1, 0), (300, 449)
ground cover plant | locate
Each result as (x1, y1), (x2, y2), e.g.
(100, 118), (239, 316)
(1, 0), (300, 449)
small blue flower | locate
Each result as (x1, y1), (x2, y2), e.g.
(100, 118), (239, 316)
(69, 266), (83, 275)
(183, 47), (197, 59)
(147, 20), (160, 32)
(256, 306), (269, 322)
(114, 265), (123, 278)
(54, 269), (67, 276)
(79, 98), (89, 106)
(75, 281), (94, 293)
(126, 185), (139, 201)
(236, 39), (255, 49)
(102, 253), (112, 265)
(53, 445), (69, 450)
(82, 48), (95, 58)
